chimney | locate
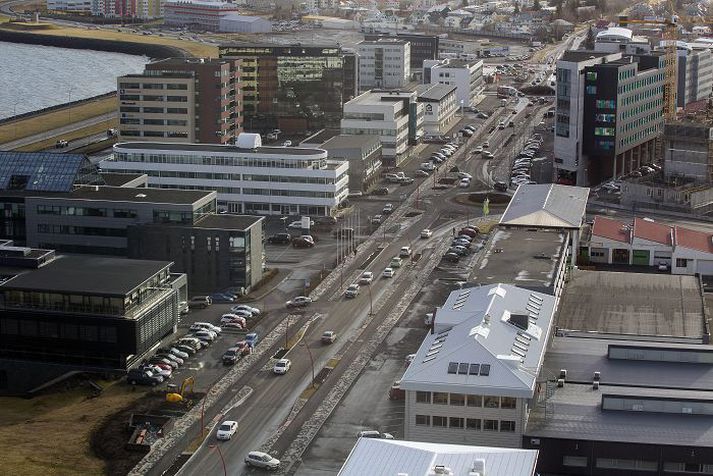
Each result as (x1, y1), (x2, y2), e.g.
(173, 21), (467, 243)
(559, 369), (567, 380)
(593, 381), (600, 390)
(469, 459), (486, 476)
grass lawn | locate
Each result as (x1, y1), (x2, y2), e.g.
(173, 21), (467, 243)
(0, 97), (116, 145)
(15, 119), (116, 152)
(0, 382), (151, 476)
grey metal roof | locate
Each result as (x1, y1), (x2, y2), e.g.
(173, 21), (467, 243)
(0, 152), (102, 192)
(193, 214), (263, 230)
(416, 83), (457, 101)
(114, 142), (326, 157)
(338, 438), (538, 476)
(400, 284), (556, 398)
(500, 184), (589, 229)
(55, 186), (215, 205)
(321, 134), (381, 152)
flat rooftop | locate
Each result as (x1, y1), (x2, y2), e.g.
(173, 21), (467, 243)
(114, 142), (325, 157)
(99, 173), (147, 187)
(35, 186), (215, 205)
(470, 228), (565, 293)
(556, 270), (704, 339)
(321, 134), (381, 151)
(193, 214), (263, 230)
(0, 255), (172, 296)
(560, 50), (616, 62)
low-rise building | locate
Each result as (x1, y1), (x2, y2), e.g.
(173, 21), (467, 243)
(164, 0), (241, 29)
(341, 90), (423, 167)
(423, 58), (484, 108)
(338, 438), (539, 476)
(357, 39), (411, 92)
(319, 135), (383, 192)
(416, 83), (458, 134)
(400, 284), (557, 447)
(101, 134), (349, 217)
(218, 13), (272, 33)
(594, 27), (651, 55)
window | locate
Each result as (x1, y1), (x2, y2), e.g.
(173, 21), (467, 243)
(501, 397), (516, 409)
(595, 127), (615, 136)
(596, 458), (657, 471)
(415, 414), (430, 426)
(432, 416), (447, 427)
(416, 391), (431, 404)
(596, 99), (616, 109)
(484, 419), (499, 431)
(467, 395), (482, 407)
(433, 392), (448, 405)
(676, 258), (688, 267)
(500, 420), (516, 432)
(484, 396), (499, 408)
(449, 417), (464, 429)
(664, 462), (713, 473)
(450, 393), (465, 406)
(563, 456), (588, 467)
(586, 85), (597, 95)
(466, 418), (481, 430)
(586, 71), (598, 81)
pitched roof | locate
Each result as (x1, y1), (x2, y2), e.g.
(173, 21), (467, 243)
(500, 184), (590, 229)
(591, 215), (630, 243)
(675, 225), (713, 253)
(399, 284), (556, 398)
(338, 438), (538, 476)
(633, 217), (672, 245)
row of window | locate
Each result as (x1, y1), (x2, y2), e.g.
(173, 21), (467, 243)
(120, 83), (188, 90)
(564, 456), (713, 473)
(622, 101), (662, 119)
(621, 88), (664, 107)
(622, 112), (659, 132)
(113, 153), (328, 170)
(120, 118), (188, 127)
(37, 224), (126, 237)
(620, 124), (660, 147)
(120, 106), (188, 114)
(415, 415), (516, 432)
(120, 130), (189, 138)
(618, 74), (662, 94)
(119, 94), (188, 102)
(36, 205), (136, 218)
(0, 318), (118, 343)
(415, 391), (517, 409)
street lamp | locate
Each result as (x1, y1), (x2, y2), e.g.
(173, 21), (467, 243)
(285, 314), (291, 350)
(300, 341), (316, 388)
(280, 216), (288, 233)
(368, 285), (373, 316)
(208, 445), (227, 476)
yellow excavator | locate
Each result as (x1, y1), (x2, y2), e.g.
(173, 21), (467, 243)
(166, 376), (195, 403)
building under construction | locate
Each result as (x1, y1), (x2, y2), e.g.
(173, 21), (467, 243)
(664, 106), (713, 184)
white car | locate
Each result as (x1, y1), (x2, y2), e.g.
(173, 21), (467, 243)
(473, 146), (483, 154)
(221, 314), (248, 326)
(420, 228), (433, 239)
(273, 358), (291, 375)
(457, 172), (473, 180)
(287, 220), (314, 229)
(459, 178), (471, 188)
(224, 309), (253, 320)
(191, 329), (217, 342)
(191, 322), (222, 334)
(383, 267), (395, 278)
(345, 284), (360, 298)
(231, 304), (261, 316)
(358, 271), (374, 284)
(245, 451), (281, 470)
(399, 246), (412, 258)
(421, 162), (435, 171)
(168, 347), (189, 359)
(286, 296), (312, 308)
(216, 420), (238, 440)
(142, 364), (172, 378)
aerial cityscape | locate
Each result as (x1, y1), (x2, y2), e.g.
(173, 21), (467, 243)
(2, 0), (713, 474)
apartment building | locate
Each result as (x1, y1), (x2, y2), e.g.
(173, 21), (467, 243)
(164, 0), (240, 30)
(677, 45), (713, 108)
(400, 284), (556, 448)
(554, 51), (665, 185)
(118, 57), (242, 145)
(364, 32), (439, 70)
(341, 90), (424, 166)
(357, 39), (411, 92)
(102, 133), (349, 217)
(219, 44), (357, 133)
(416, 83), (458, 134)
(423, 58), (484, 108)
(92, 0), (162, 18)
(46, 0), (92, 13)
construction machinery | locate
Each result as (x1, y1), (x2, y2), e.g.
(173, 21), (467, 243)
(166, 376), (195, 404)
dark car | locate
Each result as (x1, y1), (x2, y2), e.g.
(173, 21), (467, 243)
(443, 252), (460, 262)
(373, 187), (389, 195)
(448, 247), (468, 256)
(267, 233), (292, 244)
(292, 236), (315, 248)
(210, 292), (236, 303)
(127, 368), (164, 386)
(222, 348), (240, 365)
(494, 181), (508, 192)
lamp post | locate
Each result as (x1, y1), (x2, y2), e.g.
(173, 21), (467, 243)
(208, 445), (227, 476)
(300, 341), (316, 388)
(368, 285), (373, 316)
(285, 314), (291, 350)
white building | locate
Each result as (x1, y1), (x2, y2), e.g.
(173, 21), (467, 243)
(338, 438), (539, 476)
(416, 83), (458, 134)
(100, 134), (349, 217)
(219, 13), (272, 33)
(164, 0), (241, 30)
(595, 27), (651, 54)
(341, 90), (423, 166)
(423, 58), (484, 107)
(357, 39), (411, 91)
(46, 0), (92, 13)
(400, 284), (557, 448)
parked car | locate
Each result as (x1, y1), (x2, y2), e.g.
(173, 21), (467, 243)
(222, 347), (241, 365)
(221, 313), (249, 324)
(421, 162), (435, 171)
(382, 267), (395, 278)
(459, 178), (471, 188)
(126, 368), (164, 386)
(287, 219), (314, 229)
(188, 295), (212, 309)
(149, 356), (179, 369)
(245, 451), (280, 470)
(345, 284), (360, 298)
(420, 228), (433, 239)
(382, 203), (394, 214)
(286, 296), (312, 308)
(267, 233), (292, 244)
(155, 352), (184, 365)
(443, 252), (460, 262)
(190, 330), (216, 344)
(174, 344), (197, 355)
(457, 172), (473, 180)
(399, 177), (414, 185)
(473, 146), (483, 154)
(210, 293), (236, 303)
(373, 187), (389, 195)
(358, 271), (374, 284)
(482, 151), (494, 159)
(191, 322), (222, 335)
(292, 235), (315, 248)
(321, 331), (337, 344)
(245, 332), (259, 348)
(216, 420), (239, 440)
(357, 430), (394, 439)
(494, 181), (508, 192)
(371, 215), (383, 225)
(141, 364), (172, 379)
(273, 358), (292, 375)
(231, 304), (261, 316)
(415, 169), (429, 177)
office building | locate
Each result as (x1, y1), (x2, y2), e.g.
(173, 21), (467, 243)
(400, 284), (557, 448)
(677, 45), (713, 108)
(0, 244), (186, 394)
(46, 0), (92, 13)
(416, 83), (458, 134)
(219, 44), (357, 133)
(365, 32), (439, 70)
(554, 51), (665, 185)
(423, 58), (484, 108)
(164, 0), (240, 30)
(101, 133), (349, 217)
(341, 90), (424, 166)
(357, 39), (411, 92)
(128, 214), (264, 295)
(318, 135), (383, 192)
(338, 438), (538, 476)
(118, 57), (242, 145)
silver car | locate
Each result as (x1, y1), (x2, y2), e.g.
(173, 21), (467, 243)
(245, 451), (280, 470)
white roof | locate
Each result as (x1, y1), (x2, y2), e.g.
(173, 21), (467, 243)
(500, 183), (589, 229)
(338, 438), (538, 476)
(400, 284), (556, 398)
(596, 26), (633, 41)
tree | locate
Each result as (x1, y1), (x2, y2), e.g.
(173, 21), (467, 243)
(584, 25), (595, 48)
(533, 0), (542, 10)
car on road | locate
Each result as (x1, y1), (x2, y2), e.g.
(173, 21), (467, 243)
(473, 146), (483, 154)
(382, 203), (394, 214)
(267, 233), (291, 244)
(382, 267), (395, 278)
(55, 139), (69, 148)
(373, 187), (389, 195)
(420, 228), (433, 239)
(245, 332), (259, 348)
(292, 235), (315, 248)
(399, 246), (412, 258)
(371, 214), (383, 225)
(415, 169), (429, 177)
(476, 112), (489, 119)
(216, 420), (238, 440)
(273, 358), (292, 375)
(399, 177), (414, 186)
(222, 347), (241, 365)
(286, 296), (312, 308)
(345, 283), (360, 298)
(390, 257), (403, 268)
(321, 330), (337, 344)
(482, 141), (490, 148)
(245, 451), (280, 470)
(126, 368), (164, 386)
(494, 181), (508, 192)
(482, 151), (494, 159)
(457, 172), (473, 180)
(358, 271), (374, 284)
(459, 178), (471, 188)
(234, 340), (252, 356)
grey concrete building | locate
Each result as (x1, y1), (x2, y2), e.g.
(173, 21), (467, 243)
(664, 119), (713, 184)
(678, 46), (713, 108)
(127, 214), (264, 295)
(319, 135), (382, 193)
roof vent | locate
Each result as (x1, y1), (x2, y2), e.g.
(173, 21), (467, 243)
(236, 133), (262, 149)
(508, 313), (529, 331)
(593, 380), (600, 390)
(135, 193), (147, 198)
(557, 378), (565, 388)
(468, 459), (485, 476)
(483, 314), (491, 325)
(594, 371), (601, 381)
(432, 465), (453, 475)
(559, 369), (567, 379)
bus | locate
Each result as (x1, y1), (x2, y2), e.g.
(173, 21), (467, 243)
(497, 85), (518, 98)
